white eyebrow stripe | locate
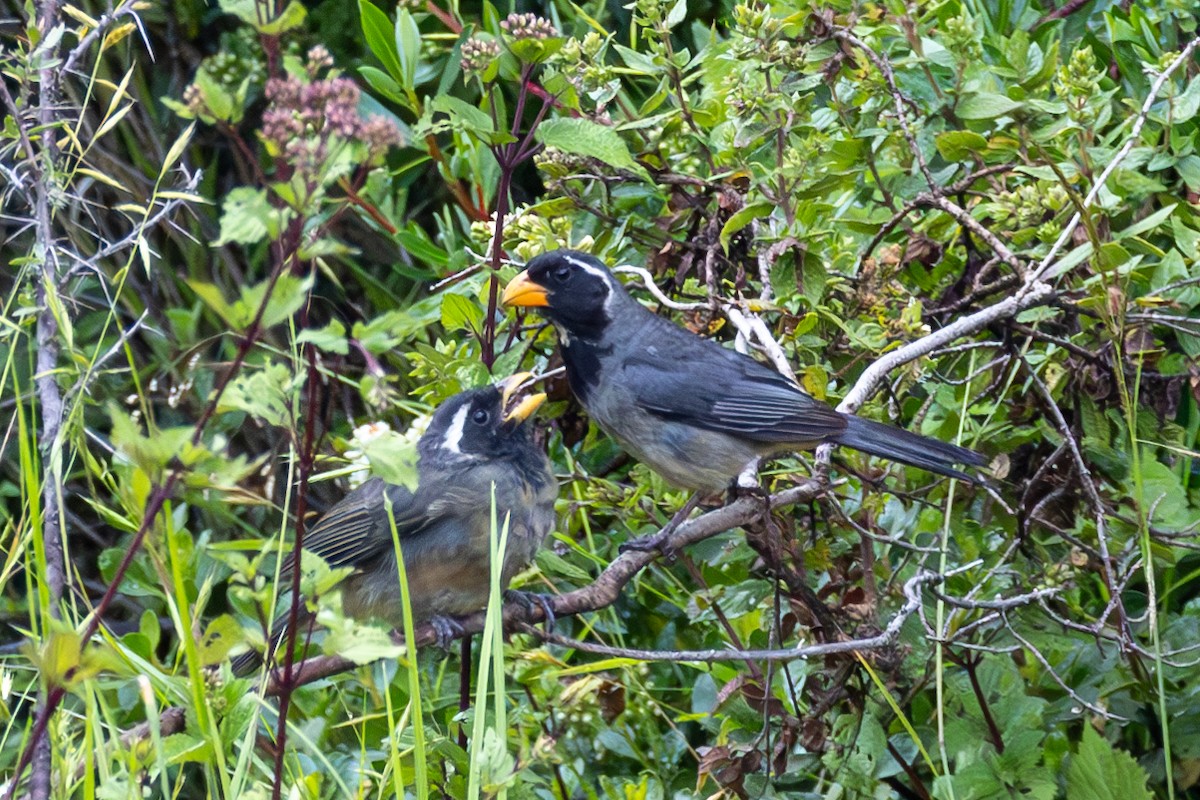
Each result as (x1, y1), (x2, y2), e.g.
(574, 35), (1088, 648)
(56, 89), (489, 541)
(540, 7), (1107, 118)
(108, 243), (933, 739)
(562, 254), (613, 286)
(561, 254), (617, 318)
(440, 405), (469, 454)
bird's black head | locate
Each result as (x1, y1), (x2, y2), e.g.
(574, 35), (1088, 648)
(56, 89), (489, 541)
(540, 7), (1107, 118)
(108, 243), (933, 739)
(419, 374), (546, 463)
(501, 250), (621, 341)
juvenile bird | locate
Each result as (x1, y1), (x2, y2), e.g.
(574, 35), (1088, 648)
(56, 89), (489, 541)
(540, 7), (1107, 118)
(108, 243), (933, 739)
(231, 374), (555, 675)
(501, 250), (985, 492)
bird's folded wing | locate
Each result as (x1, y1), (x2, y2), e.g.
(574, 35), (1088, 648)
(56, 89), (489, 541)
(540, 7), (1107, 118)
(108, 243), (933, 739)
(284, 478), (442, 576)
(622, 355), (847, 444)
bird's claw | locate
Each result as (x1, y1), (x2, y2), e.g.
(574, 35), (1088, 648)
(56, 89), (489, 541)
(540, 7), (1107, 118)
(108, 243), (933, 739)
(729, 477), (771, 521)
(504, 589), (557, 632)
(428, 615), (465, 649)
(620, 493), (703, 559)
(619, 530), (676, 560)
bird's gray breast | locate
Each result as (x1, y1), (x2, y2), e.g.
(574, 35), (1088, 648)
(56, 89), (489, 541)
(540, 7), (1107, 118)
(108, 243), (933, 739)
(584, 365), (757, 491)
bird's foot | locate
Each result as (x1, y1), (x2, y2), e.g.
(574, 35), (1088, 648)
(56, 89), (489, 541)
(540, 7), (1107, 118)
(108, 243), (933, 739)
(620, 494), (702, 559)
(729, 470), (771, 519)
(619, 528), (674, 556)
(740, 484), (772, 517)
(504, 589), (557, 632)
(428, 615), (465, 649)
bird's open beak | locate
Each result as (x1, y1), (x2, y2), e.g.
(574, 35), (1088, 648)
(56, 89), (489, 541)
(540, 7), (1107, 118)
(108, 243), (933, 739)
(501, 270), (549, 308)
(498, 372), (547, 423)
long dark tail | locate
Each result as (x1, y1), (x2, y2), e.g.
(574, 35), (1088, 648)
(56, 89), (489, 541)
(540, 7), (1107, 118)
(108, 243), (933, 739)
(229, 607), (315, 677)
(834, 414), (986, 482)
(229, 646), (264, 677)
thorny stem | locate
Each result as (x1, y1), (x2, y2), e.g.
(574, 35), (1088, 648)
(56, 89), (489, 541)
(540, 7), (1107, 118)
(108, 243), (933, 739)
(270, 218), (317, 800)
(482, 163), (515, 369)
(21, 0), (67, 796)
(482, 64), (550, 369)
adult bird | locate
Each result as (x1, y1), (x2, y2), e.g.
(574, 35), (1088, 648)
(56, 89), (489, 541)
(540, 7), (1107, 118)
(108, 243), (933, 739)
(501, 249), (985, 495)
(231, 374), (556, 675)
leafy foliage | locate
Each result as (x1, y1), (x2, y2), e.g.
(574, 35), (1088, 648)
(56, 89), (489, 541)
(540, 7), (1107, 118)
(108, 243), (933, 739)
(1, 0), (1198, 798)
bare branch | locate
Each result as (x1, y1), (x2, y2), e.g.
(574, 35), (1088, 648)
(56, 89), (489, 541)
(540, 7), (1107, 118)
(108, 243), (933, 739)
(242, 479), (824, 691)
(521, 570), (944, 662)
(836, 279), (1056, 415)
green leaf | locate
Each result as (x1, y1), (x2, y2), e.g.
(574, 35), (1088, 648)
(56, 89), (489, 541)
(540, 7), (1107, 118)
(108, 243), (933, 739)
(1173, 73), (1200, 121)
(395, 8), (421, 90)
(1115, 203), (1176, 241)
(216, 363), (297, 427)
(719, 202), (773, 254)
(556, 657), (644, 676)
(1150, 248), (1188, 293)
(215, 187), (282, 247)
(957, 93), (1024, 120)
(612, 43), (662, 75)
(256, 0), (306, 34)
(109, 407), (200, 478)
(198, 615), (242, 665)
(317, 599), (405, 664)
(535, 117), (650, 181)
(429, 94), (495, 134)
(1177, 155), (1200, 192)
(185, 280), (235, 328)
(158, 734), (213, 767)
(665, 0), (688, 28)
(1134, 459), (1196, 532)
(534, 549), (592, 583)
(220, 0), (305, 33)
(395, 223), (451, 267)
(507, 37), (565, 64)
(1065, 726), (1153, 800)
(358, 65), (408, 107)
(99, 545), (164, 600)
(296, 320), (349, 354)
(359, 0), (404, 85)
(353, 312), (417, 354)
(441, 292), (483, 333)
(1095, 242), (1130, 272)
(1046, 242), (1094, 278)
(239, 272), (311, 329)
(298, 236), (355, 260)
(360, 430), (420, 490)
(218, 692), (258, 744)
(297, 551), (355, 598)
(935, 130), (989, 161)
(191, 68), (239, 124)
(690, 672), (717, 714)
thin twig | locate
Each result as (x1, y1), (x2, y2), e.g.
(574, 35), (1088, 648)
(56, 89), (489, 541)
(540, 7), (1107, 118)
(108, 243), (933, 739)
(1029, 37), (1200, 283)
(833, 30), (936, 189)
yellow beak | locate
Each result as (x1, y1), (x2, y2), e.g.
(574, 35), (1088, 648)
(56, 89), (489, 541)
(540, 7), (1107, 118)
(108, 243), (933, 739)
(498, 372), (547, 423)
(501, 270), (550, 308)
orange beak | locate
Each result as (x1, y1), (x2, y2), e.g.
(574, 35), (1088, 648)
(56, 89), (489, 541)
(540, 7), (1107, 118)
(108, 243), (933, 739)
(498, 372), (546, 423)
(501, 270), (549, 308)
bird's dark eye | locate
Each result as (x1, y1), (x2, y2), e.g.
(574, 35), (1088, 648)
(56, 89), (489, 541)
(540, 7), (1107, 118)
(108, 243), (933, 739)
(471, 408), (490, 425)
(552, 264), (571, 282)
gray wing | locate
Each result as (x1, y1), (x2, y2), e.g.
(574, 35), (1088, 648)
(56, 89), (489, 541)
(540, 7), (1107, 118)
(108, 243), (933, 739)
(620, 341), (847, 445)
(283, 477), (452, 577)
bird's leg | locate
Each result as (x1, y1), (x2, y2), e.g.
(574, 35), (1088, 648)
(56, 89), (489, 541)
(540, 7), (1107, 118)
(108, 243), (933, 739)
(504, 589), (557, 631)
(731, 459), (771, 518)
(428, 614), (465, 649)
(619, 492), (703, 558)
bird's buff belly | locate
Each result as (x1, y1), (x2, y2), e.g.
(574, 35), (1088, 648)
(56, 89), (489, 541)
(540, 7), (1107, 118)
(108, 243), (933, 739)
(338, 518), (545, 626)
